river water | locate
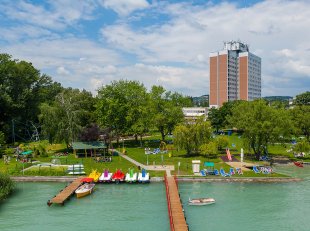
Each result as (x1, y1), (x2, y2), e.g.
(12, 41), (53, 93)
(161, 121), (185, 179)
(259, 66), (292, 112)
(1, 166), (309, 231)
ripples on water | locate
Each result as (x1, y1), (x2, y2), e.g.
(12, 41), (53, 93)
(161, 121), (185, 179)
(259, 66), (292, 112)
(0, 183), (169, 231)
(0, 166), (309, 231)
(180, 166), (310, 231)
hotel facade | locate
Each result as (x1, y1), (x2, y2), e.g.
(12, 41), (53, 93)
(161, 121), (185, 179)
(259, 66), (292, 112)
(209, 41), (261, 107)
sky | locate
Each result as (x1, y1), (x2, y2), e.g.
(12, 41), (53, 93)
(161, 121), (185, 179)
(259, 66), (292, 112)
(0, 0), (309, 97)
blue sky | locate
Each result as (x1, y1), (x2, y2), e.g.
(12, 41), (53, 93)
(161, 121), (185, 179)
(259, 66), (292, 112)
(0, 0), (309, 97)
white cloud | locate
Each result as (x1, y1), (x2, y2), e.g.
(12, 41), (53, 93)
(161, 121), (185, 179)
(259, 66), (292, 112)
(57, 66), (70, 75)
(101, 0), (310, 96)
(0, 25), (55, 42)
(100, 0), (149, 16)
(1, 0), (309, 97)
(88, 63), (208, 95)
(0, 0), (97, 30)
(1, 37), (123, 91)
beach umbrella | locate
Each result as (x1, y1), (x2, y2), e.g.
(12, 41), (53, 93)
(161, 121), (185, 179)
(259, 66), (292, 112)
(21, 150), (33, 155)
(241, 148), (244, 166)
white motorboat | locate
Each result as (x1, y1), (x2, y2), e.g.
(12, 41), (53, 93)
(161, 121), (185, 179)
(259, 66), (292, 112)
(75, 183), (95, 198)
(188, 197), (215, 206)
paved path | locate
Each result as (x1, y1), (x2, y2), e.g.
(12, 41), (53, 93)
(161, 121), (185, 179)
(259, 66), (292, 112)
(116, 151), (175, 172)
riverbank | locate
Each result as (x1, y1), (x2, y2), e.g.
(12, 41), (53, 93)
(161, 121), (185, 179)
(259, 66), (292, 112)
(10, 176), (302, 183)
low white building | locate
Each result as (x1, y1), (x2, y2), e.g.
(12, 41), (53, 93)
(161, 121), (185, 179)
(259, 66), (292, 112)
(182, 107), (208, 121)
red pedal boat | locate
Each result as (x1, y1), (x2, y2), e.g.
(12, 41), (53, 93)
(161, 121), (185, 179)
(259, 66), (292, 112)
(112, 169), (125, 183)
(294, 161), (303, 168)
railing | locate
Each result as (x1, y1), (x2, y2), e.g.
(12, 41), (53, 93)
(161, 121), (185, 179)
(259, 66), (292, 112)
(164, 174), (174, 231)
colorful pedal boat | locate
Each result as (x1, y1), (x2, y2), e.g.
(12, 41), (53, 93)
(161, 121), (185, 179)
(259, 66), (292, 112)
(125, 169), (137, 183)
(138, 169), (150, 183)
(112, 169), (125, 183)
(88, 169), (101, 182)
(99, 169), (113, 182)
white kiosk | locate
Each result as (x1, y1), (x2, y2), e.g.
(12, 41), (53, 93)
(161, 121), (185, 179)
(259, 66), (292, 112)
(192, 160), (201, 174)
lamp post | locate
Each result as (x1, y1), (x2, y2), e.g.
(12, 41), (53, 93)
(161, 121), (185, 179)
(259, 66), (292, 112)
(145, 147), (149, 165)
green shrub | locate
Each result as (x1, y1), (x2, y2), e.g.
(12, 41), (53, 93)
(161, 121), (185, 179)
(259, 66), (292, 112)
(216, 136), (229, 150)
(0, 173), (14, 201)
(24, 166), (67, 176)
(294, 140), (310, 153)
(4, 148), (14, 156)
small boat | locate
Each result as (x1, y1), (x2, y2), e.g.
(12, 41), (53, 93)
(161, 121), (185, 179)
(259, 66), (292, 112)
(88, 169), (101, 182)
(125, 168), (137, 183)
(294, 161), (303, 168)
(112, 169), (125, 183)
(99, 169), (113, 183)
(188, 197), (216, 206)
(81, 177), (94, 183)
(138, 169), (150, 183)
(75, 183), (95, 198)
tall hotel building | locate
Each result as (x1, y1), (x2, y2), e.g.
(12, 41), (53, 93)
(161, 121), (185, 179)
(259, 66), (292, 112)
(209, 41), (261, 107)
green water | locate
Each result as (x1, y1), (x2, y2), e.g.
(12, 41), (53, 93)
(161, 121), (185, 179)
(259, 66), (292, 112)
(179, 166), (310, 231)
(0, 183), (169, 231)
(1, 166), (309, 231)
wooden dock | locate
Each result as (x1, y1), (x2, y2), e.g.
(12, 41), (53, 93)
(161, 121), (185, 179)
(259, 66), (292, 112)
(165, 175), (188, 231)
(47, 177), (83, 206)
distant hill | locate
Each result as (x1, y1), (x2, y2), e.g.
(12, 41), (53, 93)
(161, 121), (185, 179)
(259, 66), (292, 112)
(263, 96), (293, 102)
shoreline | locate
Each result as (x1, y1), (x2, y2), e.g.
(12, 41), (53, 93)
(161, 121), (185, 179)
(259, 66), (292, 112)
(10, 176), (302, 183)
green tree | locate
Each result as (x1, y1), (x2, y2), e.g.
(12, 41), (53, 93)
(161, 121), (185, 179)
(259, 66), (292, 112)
(0, 54), (62, 141)
(0, 131), (5, 147)
(149, 86), (190, 141)
(200, 141), (218, 157)
(207, 107), (223, 133)
(290, 105), (310, 141)
(293, 140), (310, 153)
(229, 100), (292, 160)
(216, 136), (229, 150)
(208, 100), (242, 132)
(173, 118), (212, 155)
(96, 80), (148, 144)
(295, 91), (310, 105)
(38, 103), (60, 144)
(39, 88), (95, 145)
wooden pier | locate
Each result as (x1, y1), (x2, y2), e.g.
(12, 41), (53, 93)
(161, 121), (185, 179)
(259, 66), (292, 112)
(165, 175), (188, 231)
(47, 177), (83, 206)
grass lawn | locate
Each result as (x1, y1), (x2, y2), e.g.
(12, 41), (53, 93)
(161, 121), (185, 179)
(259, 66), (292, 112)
(0, 154), (134, 176)
(0, 133), (294, 178)
(124, 134), (286, 177)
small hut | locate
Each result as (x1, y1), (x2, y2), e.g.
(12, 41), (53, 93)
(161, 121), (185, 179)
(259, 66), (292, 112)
(72, 141), (107, 158)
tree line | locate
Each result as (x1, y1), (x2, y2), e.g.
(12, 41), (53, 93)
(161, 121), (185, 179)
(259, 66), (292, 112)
(206, 96), (310, 159)
(0, 54), (192, 148)
(0, 53), (309, 160)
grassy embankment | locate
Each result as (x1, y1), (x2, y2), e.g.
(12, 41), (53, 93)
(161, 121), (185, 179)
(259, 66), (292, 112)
(0, 133), (299, 177)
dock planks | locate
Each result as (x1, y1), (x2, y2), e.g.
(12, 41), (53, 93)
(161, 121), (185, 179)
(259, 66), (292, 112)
(48, 177), (83, 206)
(165, 175), (188, 231)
